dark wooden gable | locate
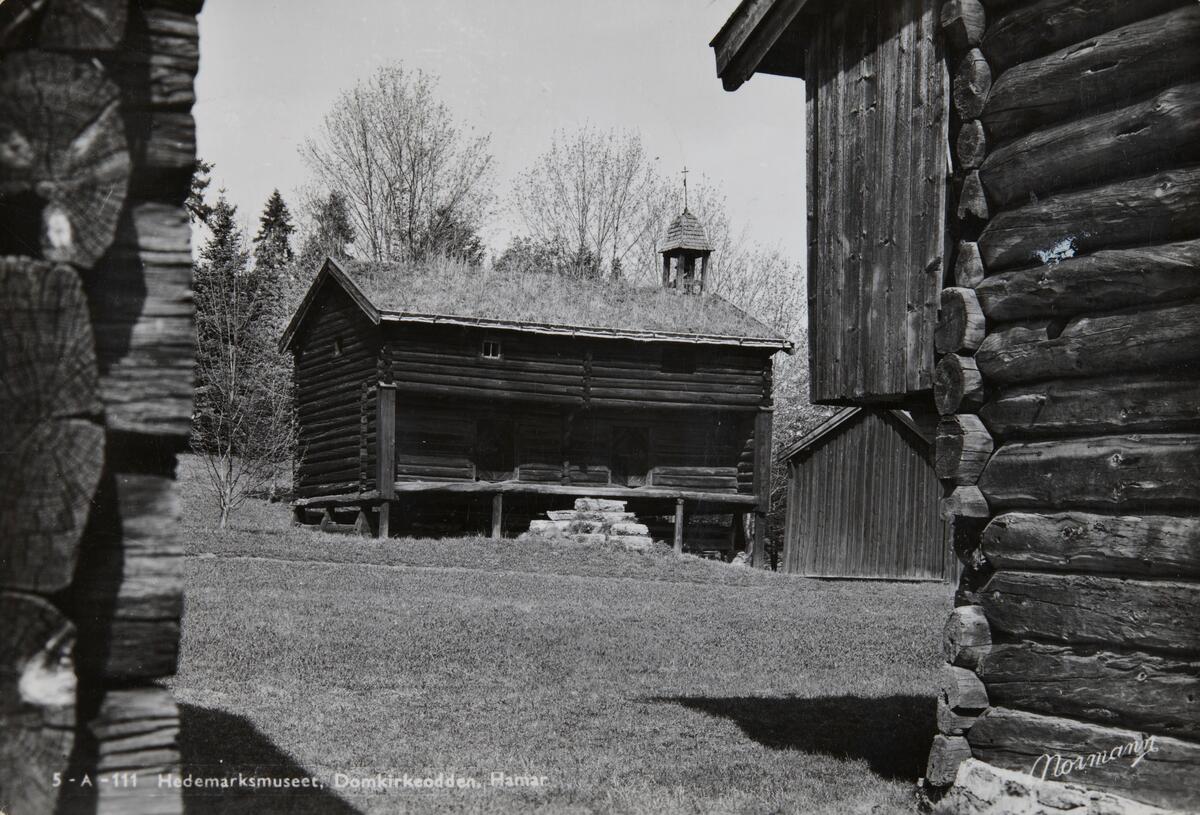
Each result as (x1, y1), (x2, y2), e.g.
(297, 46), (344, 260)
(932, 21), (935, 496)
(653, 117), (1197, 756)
(805, 0), (948, 405)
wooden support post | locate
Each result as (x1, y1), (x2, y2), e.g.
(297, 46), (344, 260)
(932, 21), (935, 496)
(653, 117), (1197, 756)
(674, 498), (685, 554)
(377, 502), (391, 539)
(752, 409), (774, 569)
(492, 493), (503, 540)
(376, 384), (396, 538)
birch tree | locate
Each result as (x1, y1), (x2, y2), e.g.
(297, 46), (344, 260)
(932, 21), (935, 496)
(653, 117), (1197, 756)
(510, 125), (664, 278)
(302, 64), (494, 263)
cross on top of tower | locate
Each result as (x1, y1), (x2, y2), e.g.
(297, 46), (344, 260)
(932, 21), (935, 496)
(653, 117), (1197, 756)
(681, 166), (689, 210)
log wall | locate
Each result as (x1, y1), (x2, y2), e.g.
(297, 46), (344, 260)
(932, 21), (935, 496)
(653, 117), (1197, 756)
(0, 2), (202, 812)
(387, 399), (749, 495)
(929, 0), (1200, 808)
(293, 282), (380, 498)
(380, 323), (772, 412)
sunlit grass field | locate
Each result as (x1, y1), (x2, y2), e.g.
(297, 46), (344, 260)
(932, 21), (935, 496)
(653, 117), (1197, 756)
(170, 457), (951, 814)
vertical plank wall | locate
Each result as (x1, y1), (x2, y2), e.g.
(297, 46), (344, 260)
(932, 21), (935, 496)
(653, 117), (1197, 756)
(782, 410), (954, 580)
(930, 0), (1200, 809)
(806, 0), (948, 404)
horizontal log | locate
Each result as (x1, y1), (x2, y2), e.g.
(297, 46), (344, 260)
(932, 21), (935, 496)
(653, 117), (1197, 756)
(115, 7), (200, 110)
(89, 686), (181, 813)
(957, 121), (988, 172)
(980, 570), (1200, 653)
(588, 387), (760, 407)
(954, 241), (985, 288)
(976, 641), (1200, 738)
(980, 82), (1200, 209)
(976, 239), (1200, 322)
(0, 592), (75, 815)
(0, 50), (130, 266)
(0, 260), (105, 592)
(940, 0), (986, 52)
(981, 5), (1200, 143)
(953, 49), (992, 120)
(979, 167), (1200, 272)
(956, 171), (989, 222)
(651, 476), (738, 491)
(937, 696), (978, 736)
(975, 301), (1200, 386)
(927, 734), (972, 787)
(943, 664), (989, 710)
(394, 360), (585, 389)
(294, 480), (362, 498)
(387, 479), (760, 506)
(935, 354), (985, 416)
(941, 486), (990, 520)
(978, 434), (1200, 511)
(88, 203), (194, 438)
(980, 0), (1187, 74)
(967, 707), (1200, 810)
(982, 511), (1200, 578)
(126, 110), (196, 203)
(936, 415), (994, 485)
(944, 605), (992, 670)
(935, 287), (986, 355)
(34, 0), (129, 50)
(70, 471), (183, 681)
(980, 373), (1200, 439)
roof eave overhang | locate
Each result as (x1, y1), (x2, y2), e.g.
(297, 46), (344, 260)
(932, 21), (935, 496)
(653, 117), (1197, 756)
(710, 0), (811, 91)
(378, 312), (793, 354)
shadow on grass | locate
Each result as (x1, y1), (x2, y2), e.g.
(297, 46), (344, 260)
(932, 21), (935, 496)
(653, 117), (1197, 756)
(659, 694), (936, 780)
(179, 703), (360, 815)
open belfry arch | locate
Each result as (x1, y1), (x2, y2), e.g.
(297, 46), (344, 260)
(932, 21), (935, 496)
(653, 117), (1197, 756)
(0, 1), (202, 813)
(712, 0), (1200, 811)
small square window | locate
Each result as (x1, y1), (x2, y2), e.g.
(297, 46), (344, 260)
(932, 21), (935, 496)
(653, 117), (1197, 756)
(481, 339), (502, 359)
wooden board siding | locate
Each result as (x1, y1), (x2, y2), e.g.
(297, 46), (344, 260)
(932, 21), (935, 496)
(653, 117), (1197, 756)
(782, 410), (954, 579)
(293, 283), (379, 497)
(805, 0), (948, 405)
(381, 324), (770, 412)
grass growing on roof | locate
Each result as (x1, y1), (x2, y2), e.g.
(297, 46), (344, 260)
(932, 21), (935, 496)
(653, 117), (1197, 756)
(340, 257), (783, 341)
(172, 456), (948, 814)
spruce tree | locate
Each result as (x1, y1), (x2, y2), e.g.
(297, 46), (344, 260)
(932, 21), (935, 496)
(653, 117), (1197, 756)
(253, 189), (295, 270)
(192, 195), (295, 526)
(299, 190), (356, 271)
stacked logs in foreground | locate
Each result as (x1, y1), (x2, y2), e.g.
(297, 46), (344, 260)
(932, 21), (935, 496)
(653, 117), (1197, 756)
(0, 1), (201, 813)
(927, 0), (1200, 811)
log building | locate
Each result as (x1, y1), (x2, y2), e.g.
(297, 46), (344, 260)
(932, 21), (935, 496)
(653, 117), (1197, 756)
(712, 0), (1200, 810)
(0, 1), (201, 813)
(282, 214), (791, 560)
(779, 408), (956, 581)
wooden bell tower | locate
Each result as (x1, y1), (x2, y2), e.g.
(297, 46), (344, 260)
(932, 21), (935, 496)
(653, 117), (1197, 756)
(661, 174), (713, 294)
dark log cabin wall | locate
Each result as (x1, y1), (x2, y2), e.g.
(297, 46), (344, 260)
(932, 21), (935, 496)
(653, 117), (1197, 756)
(293, 281), (380, 498)
(931, 0), (1200, 808)
(805, 0), (948, 405)
(379, 323), (766, 496)
(0, 1), (202, 813)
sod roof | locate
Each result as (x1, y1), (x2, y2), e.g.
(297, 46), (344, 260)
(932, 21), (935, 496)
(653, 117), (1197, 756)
(281, 257), (791, 352)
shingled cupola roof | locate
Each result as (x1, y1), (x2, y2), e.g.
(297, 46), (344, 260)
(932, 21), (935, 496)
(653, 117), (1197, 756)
(660, 208), (713, 253)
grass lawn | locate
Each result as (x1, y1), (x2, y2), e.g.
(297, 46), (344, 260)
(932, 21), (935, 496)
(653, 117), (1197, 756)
(169, 458), (952, 814)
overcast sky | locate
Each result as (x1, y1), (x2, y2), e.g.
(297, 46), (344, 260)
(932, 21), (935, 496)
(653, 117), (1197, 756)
(194, 0), (806, 261)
